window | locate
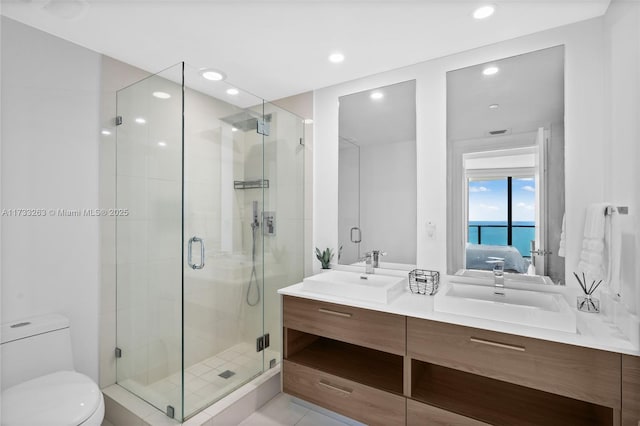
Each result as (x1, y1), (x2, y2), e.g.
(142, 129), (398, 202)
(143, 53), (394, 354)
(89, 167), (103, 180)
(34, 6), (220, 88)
(467, 174), (535, 257)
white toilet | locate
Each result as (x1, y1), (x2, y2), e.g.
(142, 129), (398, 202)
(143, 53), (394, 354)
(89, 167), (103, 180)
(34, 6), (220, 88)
(1, 314), (105, 426)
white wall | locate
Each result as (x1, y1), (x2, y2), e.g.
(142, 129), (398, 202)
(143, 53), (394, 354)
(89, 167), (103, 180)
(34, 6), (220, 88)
(1, 17), (101, 381)
(315, 18), (606, 291)
(603, 0), (640, 315)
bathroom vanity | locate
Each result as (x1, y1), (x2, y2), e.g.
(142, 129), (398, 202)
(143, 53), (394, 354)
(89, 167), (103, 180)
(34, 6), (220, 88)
(279, 277), (640, 426)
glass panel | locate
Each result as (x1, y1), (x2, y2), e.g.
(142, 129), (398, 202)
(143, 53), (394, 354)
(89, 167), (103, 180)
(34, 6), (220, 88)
(467, 177), (508, 246)
(181, 65), (266, 419)
(262, 102), (305, 369)
(116, 63), (184, 418)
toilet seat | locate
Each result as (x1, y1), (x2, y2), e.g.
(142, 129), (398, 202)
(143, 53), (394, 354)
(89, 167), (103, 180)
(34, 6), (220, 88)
(1, 370), (104, 426)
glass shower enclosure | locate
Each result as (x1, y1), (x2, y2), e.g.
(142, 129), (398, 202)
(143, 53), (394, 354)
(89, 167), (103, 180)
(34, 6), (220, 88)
(115, 63), (304, 421)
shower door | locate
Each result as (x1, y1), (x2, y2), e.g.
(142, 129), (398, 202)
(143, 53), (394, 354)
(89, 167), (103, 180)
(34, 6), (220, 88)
(181, 65), (266, 419)
(115, 63), (185, 417)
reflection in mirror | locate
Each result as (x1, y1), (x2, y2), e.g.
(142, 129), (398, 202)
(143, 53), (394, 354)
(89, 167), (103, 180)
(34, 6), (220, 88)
(447, 46), (565, 284)
(338, 80), (417, 269)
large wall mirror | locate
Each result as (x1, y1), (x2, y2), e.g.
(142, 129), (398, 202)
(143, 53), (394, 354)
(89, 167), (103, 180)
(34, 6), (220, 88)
(338, 80), (417, 268)
(447, 46), (565, 284)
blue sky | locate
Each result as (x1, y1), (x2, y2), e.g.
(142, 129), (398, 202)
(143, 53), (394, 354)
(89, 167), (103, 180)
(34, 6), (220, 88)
(468, 177), (535, 222)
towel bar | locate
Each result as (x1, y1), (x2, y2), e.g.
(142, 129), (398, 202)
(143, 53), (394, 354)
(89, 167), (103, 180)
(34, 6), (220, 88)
(605, 206), (628, 215)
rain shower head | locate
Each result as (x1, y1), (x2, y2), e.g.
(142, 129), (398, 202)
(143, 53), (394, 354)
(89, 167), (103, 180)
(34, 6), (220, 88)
(220, 111), (272, 132)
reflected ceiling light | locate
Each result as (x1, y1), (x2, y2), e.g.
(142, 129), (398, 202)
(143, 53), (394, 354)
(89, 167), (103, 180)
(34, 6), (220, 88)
(473, 5), (495, 20)
(482, 66), (499, 76)
(488, 104), (499, 109)
(157, 141), (167, 147)
(303, 118), (314, 124)
(328, 52), (345, 63)
(201, 69), (226, 81)
(152, 91), (171, 99)
(135, 117), (146, 124)
(226, 88), (239, 95)
(370, 91), (384, 100)
(101, 129), (111, 135)
(232, 127), (238, 132)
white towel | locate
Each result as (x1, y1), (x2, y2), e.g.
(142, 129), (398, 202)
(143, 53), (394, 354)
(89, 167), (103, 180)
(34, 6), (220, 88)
(558, 213), (566, 258)
(605, 207), (622, 296)
(578, 203), (622, 297)
(583, 203), (607, 239)
(578, 203), (609, 283)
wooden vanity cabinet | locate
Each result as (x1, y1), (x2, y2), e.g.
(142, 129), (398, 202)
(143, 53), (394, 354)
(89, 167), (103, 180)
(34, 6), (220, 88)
(282, 296), (406, 426)
(282, 295), (625, 426)
(623, 354), (640, 426)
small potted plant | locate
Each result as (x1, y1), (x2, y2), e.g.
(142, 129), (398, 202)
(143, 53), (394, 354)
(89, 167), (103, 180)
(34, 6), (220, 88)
(315, 247), (334, 269)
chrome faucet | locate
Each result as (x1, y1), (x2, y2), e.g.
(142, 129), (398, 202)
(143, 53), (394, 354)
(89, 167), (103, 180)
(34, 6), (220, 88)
(361, 252), (375, 274)
(493, 260), (505, 295)
(360, 250), (386, 274)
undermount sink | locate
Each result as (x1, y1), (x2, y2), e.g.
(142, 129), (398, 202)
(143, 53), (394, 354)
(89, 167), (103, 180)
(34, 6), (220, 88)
(435, 282), (576, 333)
(302, 270), (407, 304)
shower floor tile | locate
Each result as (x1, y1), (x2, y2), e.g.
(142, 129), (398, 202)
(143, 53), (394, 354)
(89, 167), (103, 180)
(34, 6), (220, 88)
(119, 343), (280, 420)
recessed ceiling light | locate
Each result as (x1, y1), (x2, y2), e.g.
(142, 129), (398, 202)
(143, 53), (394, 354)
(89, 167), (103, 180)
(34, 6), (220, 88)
(135, 117), (146, 124)
(328, 52), (345, 64)
(226, 88), (239, 95)
(232, 127), (238, 132)
(473, 5), (495, 20)
(483, 66), (499, 76)
(489, 104), (500, 109)
(370, 91), (384, 100)
(101, 129), (111, 135)
(152, 91), (171, 99)
(201, 69), (226, 81)
(157, 141), (167, 147)
(303, 118), (314, 124)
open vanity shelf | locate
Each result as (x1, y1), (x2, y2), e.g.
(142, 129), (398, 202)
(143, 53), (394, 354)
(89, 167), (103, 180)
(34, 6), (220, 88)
(282, 295), (633, 426)
(285, 330), (404, 395)
(411, 360), (614, 426)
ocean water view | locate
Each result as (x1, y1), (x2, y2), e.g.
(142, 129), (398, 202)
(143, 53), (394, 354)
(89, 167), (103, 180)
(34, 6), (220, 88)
(468, 221), (535, 257)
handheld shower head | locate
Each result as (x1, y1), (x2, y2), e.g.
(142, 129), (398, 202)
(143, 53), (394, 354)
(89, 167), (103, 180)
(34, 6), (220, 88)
(252, 201), (259, 229)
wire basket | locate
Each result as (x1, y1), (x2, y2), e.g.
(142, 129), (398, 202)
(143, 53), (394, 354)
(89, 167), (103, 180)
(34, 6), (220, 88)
(409, 269), (440, 296)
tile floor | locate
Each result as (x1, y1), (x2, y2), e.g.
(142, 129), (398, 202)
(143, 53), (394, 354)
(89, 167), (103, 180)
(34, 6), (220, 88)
(238, 393), (353, 426)
(119, 342), (279, 417)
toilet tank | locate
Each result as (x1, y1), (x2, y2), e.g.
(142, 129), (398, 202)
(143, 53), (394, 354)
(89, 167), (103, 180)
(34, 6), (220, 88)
(1, 314), (74, 391)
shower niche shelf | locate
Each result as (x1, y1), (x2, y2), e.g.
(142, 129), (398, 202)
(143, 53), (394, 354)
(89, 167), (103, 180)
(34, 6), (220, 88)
(234, 179), (269, 190)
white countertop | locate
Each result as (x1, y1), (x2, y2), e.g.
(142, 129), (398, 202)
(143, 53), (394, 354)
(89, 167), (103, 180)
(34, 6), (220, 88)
(278, 271), (640, 356)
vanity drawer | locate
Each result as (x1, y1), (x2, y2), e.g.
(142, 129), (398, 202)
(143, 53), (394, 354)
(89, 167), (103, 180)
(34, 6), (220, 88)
(407, 317), (621, 408)
(283, 296), (405, 355)
(407, 399), (489, 426)
(283, 360), (405, 426)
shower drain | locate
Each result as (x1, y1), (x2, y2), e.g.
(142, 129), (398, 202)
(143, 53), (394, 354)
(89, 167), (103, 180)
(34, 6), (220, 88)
(218, 370), (235, 379)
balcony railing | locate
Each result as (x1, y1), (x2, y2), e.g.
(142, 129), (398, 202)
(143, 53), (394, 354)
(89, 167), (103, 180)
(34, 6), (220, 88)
(468, 224), (535, 257)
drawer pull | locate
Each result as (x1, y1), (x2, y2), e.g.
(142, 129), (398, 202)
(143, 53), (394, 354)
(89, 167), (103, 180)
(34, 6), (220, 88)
(318, 308), (352, 318)
(318, 379), (353, 395)
(470, 337), (525, 352)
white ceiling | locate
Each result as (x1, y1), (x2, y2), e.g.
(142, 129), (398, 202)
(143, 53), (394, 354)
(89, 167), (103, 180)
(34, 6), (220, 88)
(1, 1), (609, 102)
(447, 45), (564, 141)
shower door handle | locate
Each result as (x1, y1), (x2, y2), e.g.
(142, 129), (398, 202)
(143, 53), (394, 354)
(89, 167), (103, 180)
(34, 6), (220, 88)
(350, 227), (361, 243)
(188, 236), (205, 270)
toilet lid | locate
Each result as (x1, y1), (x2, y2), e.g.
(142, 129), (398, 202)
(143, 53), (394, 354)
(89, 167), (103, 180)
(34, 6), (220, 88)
(1, 370), (102, 426)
